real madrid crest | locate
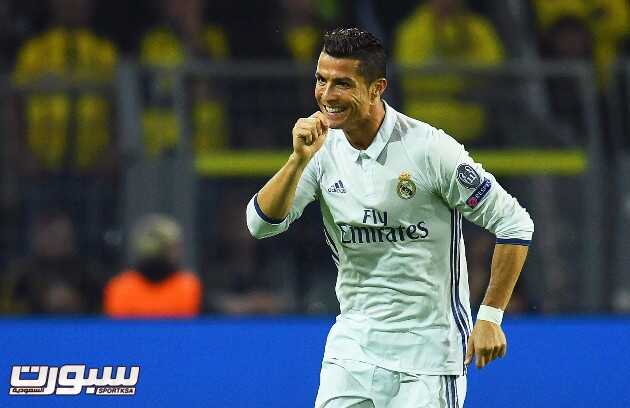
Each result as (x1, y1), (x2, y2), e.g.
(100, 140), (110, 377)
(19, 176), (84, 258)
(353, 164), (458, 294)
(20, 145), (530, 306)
(397, 171), (416, 199)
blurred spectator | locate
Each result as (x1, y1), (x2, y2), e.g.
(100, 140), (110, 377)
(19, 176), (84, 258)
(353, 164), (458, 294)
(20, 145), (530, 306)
(393, 0), (505, 144)
(203, 186), (294, 315)
(0, 211), (104, 314)
(12, 0), (117, 173)
(280, 0), (351, 62)
(540, 16), (594, 138)
(103, 214), (202, 318)
(139, 0), (229, 157)
(532, 0), (630, 86)
(281, 0), (322, 64)
(10, 0), (119, 257)
(541, 16), (594, 60)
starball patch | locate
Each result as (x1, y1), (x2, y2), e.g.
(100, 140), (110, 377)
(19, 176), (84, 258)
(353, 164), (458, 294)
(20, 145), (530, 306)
(466, 178), (492, 208)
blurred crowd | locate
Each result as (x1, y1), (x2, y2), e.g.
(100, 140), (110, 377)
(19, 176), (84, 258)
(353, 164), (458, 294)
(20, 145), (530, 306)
(1, 0), (629, 317)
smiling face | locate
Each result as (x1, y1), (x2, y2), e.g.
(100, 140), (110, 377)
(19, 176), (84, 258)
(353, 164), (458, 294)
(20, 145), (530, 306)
(315, 52), (385, 131)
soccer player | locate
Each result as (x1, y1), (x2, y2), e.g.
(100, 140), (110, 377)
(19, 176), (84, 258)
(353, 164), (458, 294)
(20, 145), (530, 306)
(245, 28), (533, 408)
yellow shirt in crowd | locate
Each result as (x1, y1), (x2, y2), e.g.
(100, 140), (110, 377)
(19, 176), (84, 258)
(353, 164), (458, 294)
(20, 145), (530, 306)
(394, 5), (504, 143)
(139, 25), (229, 156)
(533, 0), (630, 85)
(13, 27), (117, 171)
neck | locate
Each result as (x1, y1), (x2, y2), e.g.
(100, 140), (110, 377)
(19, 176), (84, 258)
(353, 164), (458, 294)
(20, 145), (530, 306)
(343, 100), (386, 150)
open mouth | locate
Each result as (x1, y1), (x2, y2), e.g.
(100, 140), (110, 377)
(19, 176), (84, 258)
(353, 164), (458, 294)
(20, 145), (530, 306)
(324, 105), (347, 117)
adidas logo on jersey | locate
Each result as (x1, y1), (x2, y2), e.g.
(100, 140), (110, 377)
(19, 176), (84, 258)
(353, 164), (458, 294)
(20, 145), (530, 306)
(327, 180), (346, 193)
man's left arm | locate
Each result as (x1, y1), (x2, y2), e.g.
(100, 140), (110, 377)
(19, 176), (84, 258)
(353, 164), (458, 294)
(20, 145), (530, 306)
(426, 128), (534, 369)
(465, 243), (529, 368)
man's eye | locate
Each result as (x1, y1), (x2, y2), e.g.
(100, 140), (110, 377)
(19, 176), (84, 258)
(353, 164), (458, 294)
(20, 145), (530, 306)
(316, 77), (325, 84)
(337, 82), (350, 88)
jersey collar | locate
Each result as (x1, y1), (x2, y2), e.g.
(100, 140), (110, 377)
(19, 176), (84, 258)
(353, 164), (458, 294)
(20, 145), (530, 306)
(344, 100), (396, 162)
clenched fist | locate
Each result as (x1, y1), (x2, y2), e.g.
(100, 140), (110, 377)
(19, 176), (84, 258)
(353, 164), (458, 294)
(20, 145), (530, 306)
(465, 320), (507, 369)
(292, 112), (329, 163)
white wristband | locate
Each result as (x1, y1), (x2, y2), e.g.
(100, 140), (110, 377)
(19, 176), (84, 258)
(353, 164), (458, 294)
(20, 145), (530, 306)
(477, 305), (504, 326)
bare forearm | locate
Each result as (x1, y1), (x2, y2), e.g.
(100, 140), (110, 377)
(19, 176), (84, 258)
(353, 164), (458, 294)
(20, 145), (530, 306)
(257, 153), (309, 220)
(481, 243), (529, 310)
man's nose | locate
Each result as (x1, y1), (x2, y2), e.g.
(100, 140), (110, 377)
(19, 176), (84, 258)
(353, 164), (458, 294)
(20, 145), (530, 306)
(321, 84), (337, 101)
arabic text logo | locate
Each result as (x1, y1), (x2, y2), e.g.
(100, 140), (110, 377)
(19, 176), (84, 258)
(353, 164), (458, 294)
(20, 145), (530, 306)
(9, 365), (139, 396)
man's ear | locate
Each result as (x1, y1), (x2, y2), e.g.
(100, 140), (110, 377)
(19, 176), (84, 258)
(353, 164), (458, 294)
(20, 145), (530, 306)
(370, 78), (388, 103)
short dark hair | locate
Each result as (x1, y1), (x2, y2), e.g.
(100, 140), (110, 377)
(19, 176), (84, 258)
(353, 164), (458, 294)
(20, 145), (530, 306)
(322, 27), (386, 84)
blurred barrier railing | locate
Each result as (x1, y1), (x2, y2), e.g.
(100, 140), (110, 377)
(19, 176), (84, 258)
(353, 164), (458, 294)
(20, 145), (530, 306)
(117, 63), (197, 269)
(607, 59), (630, 312)
(0, 60), (612, 313)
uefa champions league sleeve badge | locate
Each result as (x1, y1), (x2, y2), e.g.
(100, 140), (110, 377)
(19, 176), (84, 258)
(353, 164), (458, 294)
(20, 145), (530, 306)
(456, 164), (481, 189)
(397, 171), (416, 199)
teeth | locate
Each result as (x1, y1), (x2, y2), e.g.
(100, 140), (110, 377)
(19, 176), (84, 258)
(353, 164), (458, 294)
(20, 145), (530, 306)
(325, 106), (345, 113)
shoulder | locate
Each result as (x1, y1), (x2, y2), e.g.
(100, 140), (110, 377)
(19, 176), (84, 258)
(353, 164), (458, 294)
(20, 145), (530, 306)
(167, 271), (202, 292)
(390, 106), (466, 171)
(465, 12), (501, 38)
(140, 27), (177, 62)
(396, 5), (430, 32)
(393, 109), (434, 139)
(202, 24), (229, 58)
(140, 27), (174, 46)
(172, 270), (201, 284)
(13, 34), (45, 82)
(393, 7), (432, 58)
(73, 28), (116, 52)
(72, 29), (118, 67)
(16, 35), (42, 56)
(391, 107), (441, 155)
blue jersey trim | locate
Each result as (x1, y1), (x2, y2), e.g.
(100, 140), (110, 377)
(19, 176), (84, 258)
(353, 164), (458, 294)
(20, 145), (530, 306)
(444, 376), (453, 408)
(452, 377), (459, 407)
(323, 228), (340, 266)
(496, 238), (531, 246)
(450, 210), (469, 376)
(253, 195), (286, 225)
(454, 212), (471, 338)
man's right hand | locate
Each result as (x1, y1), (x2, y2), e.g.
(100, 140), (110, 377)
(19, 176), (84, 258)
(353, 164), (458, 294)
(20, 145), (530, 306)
(254, 112), (329, 221)
(292, 111), (329, 163)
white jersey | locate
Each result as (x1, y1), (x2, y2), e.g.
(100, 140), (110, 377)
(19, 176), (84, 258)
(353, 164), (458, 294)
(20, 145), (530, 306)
(246, 101), (534, 376)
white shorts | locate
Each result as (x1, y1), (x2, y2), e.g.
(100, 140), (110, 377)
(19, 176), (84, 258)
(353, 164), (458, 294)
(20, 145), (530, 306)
(315, 359), (466, 408)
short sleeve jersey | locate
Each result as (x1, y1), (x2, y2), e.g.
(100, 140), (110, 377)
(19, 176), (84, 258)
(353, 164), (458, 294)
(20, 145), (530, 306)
(246, 101), (534, 375)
